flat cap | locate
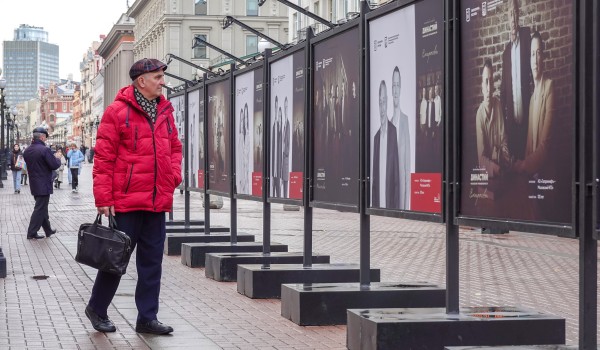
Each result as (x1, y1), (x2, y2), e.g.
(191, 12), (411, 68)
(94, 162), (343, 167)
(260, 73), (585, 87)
(32, 126), (48, 137)
(129, 58), (167, 81)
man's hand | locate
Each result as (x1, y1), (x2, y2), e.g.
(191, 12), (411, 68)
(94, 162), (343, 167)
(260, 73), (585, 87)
(97, 206), (115, 217)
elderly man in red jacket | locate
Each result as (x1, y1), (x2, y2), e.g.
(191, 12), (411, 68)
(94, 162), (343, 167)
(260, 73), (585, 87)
(85, 58), (182, 335)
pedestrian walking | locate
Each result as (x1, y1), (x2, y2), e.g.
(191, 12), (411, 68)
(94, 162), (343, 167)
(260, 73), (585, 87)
(85, 58), (182, 335)
(54, 146), (67, 189)
(9, 144), (24, 194)
(67, 143), (84, 193)
(22, 127), (60, 240)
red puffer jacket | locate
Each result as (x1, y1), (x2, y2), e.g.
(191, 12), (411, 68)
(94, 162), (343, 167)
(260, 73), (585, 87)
(93, 85), (183, 213)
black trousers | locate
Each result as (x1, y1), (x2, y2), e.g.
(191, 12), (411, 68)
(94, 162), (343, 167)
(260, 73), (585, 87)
(27, 195), (53, 237)
(88, 211), (166, 323)
(70, 168), (79, 190)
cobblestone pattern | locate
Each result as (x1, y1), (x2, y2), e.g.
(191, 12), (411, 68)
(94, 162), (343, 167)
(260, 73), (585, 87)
(0, 163), (598, 349)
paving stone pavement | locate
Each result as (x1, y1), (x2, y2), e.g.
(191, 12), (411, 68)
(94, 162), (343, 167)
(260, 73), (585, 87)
(0, 162), (598, 349)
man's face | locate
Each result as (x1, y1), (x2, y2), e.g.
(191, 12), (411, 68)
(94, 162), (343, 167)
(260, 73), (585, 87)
(508, 0), (519, 42)
(392, 71), (401, 108)
(481, 66), (493, 104)
(435, 85), (440, 97)
(379, 84), (388, 125)
(530, 37), (543, 81)
(138, 70), (165, 100)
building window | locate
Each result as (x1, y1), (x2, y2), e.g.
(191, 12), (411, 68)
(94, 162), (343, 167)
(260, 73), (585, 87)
(195, 0), (207, 15)
(194, 35), (207, 59)
(328, 0), (338, 22)
(63, 102), (67, 111)
(314, 1), (320, 16)
(246, 35), (258, 55)
(247, 0), (258, 16)
(293, 13), (299, 36)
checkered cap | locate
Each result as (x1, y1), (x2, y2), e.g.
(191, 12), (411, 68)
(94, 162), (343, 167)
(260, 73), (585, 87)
(129, 58), (167, 80)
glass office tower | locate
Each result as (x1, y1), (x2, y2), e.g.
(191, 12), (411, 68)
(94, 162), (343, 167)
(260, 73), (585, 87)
(2, 24), (59, 106)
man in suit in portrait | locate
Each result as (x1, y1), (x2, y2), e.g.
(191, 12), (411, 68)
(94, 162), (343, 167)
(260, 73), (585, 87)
(500, 0), (532, 162)
(282, 97), (291, 197)
(271, 96), (280, 197)
(390, 67), (411, 210)
(372, 80), (400, 209)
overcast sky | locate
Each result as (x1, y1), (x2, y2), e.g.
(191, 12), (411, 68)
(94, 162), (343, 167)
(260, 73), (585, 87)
(0, 0), (128, 82)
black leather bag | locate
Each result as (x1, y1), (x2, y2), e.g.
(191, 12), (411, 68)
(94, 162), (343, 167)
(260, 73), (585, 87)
(75, 214), (133, 276)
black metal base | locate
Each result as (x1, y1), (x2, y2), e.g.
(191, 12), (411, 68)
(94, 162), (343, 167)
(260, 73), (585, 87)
(164, 233), (255, 256)
(446, 346), (583, 350)
(281, 282), (446, 325)
(166, 220), (205, 226)
(346, 307), (565, 350)
(181, 242), (289, 268)
(165, 225), (229, 234)
(205, 252), (331, 281)
(236, 263), (381, 299)
(0, 248), (6, 278)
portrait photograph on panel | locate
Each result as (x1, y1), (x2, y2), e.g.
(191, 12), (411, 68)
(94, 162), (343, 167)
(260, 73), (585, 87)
(188, 89), (200, 188)
(170, 94), (186, 185)
(369, 5), (416, 212)
(207, 79), (231, 194)
(252, 68), (264, 197)
(235, 70), (255, 196)
(312, 27), (361, 207)
(270, 51), (305, 201)
(460, 0), (574, 225)
(291, 51), (306, 200)
(198, 90), (205, 189)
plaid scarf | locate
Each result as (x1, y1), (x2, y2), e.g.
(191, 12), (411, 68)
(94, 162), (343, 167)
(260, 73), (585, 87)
(133, 87), (159, 123)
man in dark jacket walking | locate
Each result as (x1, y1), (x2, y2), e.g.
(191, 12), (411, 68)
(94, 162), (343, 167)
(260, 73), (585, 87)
(23, 127), (60, 239)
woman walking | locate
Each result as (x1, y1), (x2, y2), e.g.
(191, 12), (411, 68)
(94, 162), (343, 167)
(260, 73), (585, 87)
(9, 144), (24, 194)
(67, 143), (84, 193)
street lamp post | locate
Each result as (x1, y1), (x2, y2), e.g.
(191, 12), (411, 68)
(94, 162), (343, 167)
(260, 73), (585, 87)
(8, 107), (17, 149)
(0, 76), (7, 185)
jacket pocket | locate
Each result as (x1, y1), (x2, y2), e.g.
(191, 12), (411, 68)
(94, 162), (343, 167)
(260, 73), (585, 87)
(122, 164), (134, 193)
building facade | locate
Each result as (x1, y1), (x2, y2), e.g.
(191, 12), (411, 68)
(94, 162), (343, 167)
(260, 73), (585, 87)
(78, 38), (105, 148)
(2, 25), (60, 107)
(288, 0), (373, 43)
(127, 0), (289, 87)
(39, 78), (79, 137)
(97, 14), (136, 111)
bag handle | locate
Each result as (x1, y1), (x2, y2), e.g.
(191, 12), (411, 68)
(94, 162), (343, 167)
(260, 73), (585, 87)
(94, 213), (119, 230)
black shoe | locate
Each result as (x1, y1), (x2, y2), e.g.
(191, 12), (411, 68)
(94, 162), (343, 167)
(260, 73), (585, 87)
(27, 234), (45, 240)
(46, 229), (57, 238)
(135, 320), (173, 335)
(85, 306), (116, 333)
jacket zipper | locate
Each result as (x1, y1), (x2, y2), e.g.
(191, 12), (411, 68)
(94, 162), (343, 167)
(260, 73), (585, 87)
(135, 103), (171, 211)
(134, 126), (138, 151)
(146, 118), (158, 210)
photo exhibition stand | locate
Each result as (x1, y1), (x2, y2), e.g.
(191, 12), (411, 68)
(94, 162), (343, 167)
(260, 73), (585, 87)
(163, 79), (232, 257)
(204, 48), (330, 283)
(279, 1), (445, 327)
(345, 0), (599, 349)
(235, 25), (382, 301)
(181, 65), (289, 269)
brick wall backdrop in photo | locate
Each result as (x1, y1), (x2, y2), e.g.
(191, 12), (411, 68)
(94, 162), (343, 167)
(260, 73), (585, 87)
(460, 0), (574, 181)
